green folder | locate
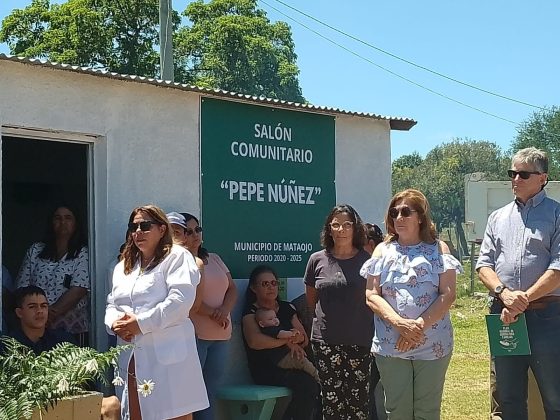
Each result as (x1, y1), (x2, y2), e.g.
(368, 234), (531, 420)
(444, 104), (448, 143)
(485, 313), (531, 356)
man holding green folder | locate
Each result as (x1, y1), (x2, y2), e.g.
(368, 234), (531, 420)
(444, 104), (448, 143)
(477, 147), (560, 420)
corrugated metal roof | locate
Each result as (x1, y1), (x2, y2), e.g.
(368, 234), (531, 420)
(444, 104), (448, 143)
(0, 54), (416, 131)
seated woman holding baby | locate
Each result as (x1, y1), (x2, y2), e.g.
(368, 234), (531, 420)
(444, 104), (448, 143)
(242, 265), (320, 420)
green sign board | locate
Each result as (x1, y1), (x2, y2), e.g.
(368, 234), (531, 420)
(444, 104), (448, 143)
(201, 98), (336, 278)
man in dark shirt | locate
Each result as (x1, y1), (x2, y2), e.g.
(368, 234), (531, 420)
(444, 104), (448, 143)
(7, 286), (121, 420)
(10, 285), (76, 354)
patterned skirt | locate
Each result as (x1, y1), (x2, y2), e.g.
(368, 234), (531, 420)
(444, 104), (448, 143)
(312, 341), (372, 420)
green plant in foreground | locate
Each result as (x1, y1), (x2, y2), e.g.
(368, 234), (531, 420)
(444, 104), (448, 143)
(0, 337), (127, 420)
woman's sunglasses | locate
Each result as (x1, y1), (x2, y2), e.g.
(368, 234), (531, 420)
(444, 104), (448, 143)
(507, 170), (541, 180)
(260, 280), (278, 288)
(388, 206), (417, 219)
(186, 226), (203, 236)
(128, 221), (159, 232)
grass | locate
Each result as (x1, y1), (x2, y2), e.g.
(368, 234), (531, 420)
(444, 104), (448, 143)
(441, 264), (490, 420)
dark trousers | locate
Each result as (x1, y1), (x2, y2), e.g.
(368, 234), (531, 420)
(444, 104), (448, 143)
(255, 367), (319, 420)
(491, 300), (560, 420)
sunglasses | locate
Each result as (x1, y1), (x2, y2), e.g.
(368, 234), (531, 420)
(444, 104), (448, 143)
(186, 226), (203, 236)
(330, 221), (354, 230)
(389, 206), (417, 219)
(128, 221), (159, 232)
(260, 280), (278, 288)
(507, 170), (541, 180)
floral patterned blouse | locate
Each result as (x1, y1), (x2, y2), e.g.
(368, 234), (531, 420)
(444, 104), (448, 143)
(362, 241), (462, 360)
(16, 242), (90, 334)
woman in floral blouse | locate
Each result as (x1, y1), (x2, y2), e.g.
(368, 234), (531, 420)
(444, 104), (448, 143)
(363, 189), (461, 420)
(17, 205), (89, 344)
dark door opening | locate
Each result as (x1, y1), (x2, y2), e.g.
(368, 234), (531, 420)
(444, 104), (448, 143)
(2, 136), (89, 334)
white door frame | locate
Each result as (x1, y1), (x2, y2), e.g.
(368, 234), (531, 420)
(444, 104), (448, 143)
(0, 125), (108, 349)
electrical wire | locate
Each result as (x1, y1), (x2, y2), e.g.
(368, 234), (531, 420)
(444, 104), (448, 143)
(259, 0), (517, 125)
(269, 0), (547, 111)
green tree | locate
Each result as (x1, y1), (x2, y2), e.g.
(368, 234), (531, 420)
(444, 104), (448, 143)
(0, 0), (163, 75)
(391, 139), (508, 254)
(174, 0), (304, 102)
(392, 151), (423, 170)
(511, 107), (560, 179)
(392, 152), (424, 196)
(1, 0), (305, 101)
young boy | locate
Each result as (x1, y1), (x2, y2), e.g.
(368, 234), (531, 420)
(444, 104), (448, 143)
(6, 286), (121, 420)
(255, 308), (319, 381)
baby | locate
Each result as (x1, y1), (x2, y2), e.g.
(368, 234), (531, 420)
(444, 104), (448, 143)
(255, 308), (319, 381)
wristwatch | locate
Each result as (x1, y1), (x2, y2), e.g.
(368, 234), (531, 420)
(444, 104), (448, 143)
(494, 284), (506, 296)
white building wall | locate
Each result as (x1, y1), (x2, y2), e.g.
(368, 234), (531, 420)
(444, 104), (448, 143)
(335, 115), (392, 226)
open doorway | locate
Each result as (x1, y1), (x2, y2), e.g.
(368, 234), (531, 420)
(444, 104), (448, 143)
(2, 136), (90, 339)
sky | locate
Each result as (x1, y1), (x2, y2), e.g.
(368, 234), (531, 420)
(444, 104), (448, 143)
(1, 0), (559, 160)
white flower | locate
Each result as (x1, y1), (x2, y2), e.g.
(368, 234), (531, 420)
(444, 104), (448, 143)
(56, 377), (70, 393)
(112, 374), (125, 387)
(85, 359), (99, 373)
(137, 379), (155, 397)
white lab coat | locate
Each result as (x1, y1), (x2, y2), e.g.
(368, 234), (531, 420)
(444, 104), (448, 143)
(105, 245), (208, 420)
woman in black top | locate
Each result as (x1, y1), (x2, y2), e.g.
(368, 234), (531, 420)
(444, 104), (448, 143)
(242, 265), (319, 420)
(305, 204), (374, 420)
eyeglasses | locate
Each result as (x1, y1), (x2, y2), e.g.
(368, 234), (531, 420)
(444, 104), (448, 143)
(388, 206), (417, 219)
(260, 280), (278, 288)
(128, 221), (158, 232)
(330, 221), (354, 230)
(507, 170), (541, 180)
(186, 226), (203, 236)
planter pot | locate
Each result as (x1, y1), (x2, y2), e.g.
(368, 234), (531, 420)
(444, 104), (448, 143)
(31, 392), (103, 420)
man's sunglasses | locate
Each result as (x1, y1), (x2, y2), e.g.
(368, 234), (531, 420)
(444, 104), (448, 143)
(128, 221), (159, 232)
(507, 170), (541, 180)
(186, 226), (203, 236)
(388, 205), (417, 219)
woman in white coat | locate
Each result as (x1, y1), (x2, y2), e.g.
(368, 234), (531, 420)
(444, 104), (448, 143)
(105, 205), (208, 420)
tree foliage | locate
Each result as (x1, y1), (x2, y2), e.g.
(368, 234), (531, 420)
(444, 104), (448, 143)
(0, 0), (304, 101)
(174, 0), (304, 102)
(511, 107), (560, 179)
(0, 0), (163, 75)
(392, 139), (509, 253)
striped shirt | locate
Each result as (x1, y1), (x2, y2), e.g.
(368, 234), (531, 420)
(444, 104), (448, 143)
(476, 190), (560, 295)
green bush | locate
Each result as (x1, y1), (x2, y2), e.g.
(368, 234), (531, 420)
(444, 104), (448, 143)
(0, 338), (126, 420)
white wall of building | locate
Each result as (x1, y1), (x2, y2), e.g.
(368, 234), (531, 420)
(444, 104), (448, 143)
(335, 114), (392, 226)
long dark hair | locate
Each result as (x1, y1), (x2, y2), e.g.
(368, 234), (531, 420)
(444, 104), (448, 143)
(39, 204), (87, 261)
(320, 204), (365, 251)
(245, 265), (279, 307)
(122, 205), (173, 275)
(180, 213), (209, 260)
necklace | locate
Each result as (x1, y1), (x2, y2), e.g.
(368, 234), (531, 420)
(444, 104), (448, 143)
(139, 256), (155, 274)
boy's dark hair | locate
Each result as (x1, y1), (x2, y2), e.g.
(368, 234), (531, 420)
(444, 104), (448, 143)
(14, 286), (47, 308)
